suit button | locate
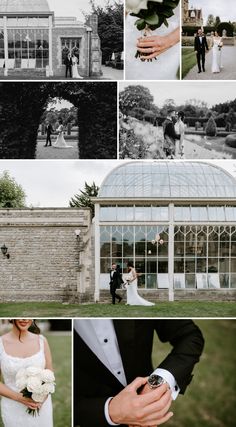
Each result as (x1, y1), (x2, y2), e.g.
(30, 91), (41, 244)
(104, 338), (108, 343)
(117, 371), (121, 375)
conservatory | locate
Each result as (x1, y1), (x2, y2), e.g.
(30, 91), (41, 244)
(94, 161), (236, 301)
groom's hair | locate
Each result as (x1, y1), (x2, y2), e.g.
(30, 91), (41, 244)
(167, 107), (175, 114)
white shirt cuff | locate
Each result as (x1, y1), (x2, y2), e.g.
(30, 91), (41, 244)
(104, 397), (120, 426)
(152, 368), (180, 400)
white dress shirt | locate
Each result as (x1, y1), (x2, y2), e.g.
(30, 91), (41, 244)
(74, 319), (180, 426)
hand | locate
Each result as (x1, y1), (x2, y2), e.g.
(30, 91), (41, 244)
(136, 27), (180, 61)
(108, 377), (173, 426)
(18, 394), (41, 410)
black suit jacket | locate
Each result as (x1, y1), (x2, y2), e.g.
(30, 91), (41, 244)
(46, 124), (53, 136)
(74, 320), (204, 427)
(194, 35), (208, 52)
(110, 269), (124, 289)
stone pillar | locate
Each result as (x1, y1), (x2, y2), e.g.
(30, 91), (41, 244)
(48, 15), (53, 76)
(86, 14), (102, 77)
(94, 203), (100, 302)
(168, 203), (174, 301)
(3, 16), (8, 76)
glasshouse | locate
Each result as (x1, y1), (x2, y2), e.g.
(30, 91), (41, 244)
(94, 161), (236, 301)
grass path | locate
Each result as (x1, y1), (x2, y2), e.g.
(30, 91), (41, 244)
(0, 301), (235, 317)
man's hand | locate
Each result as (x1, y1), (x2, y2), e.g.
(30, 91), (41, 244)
(108, 377), (173, 426)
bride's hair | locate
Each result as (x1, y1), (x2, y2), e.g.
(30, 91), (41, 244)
(127, 261), (134, 268)
(9, 320), (41, 341)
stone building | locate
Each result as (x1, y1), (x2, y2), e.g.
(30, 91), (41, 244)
(0, 0), (102, 78)
(182, 0), (203, 27)
(0, 208), (94, 303)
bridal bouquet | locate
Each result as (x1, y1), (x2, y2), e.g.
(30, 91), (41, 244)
(16, 367), (55, 416)
(126, 0), (179, 60)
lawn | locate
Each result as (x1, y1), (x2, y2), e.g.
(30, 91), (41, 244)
(182, 47), (197, 78)
(0, 301), (236, 317)
(0, 332), (71, 427)
(153, 320), (236, 427)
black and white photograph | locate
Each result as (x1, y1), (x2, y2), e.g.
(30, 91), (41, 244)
(119, 81), (236, 160)
(0, 0), (124, 80)
(0, 82), (117, 159)
(182, 0), (236, 80)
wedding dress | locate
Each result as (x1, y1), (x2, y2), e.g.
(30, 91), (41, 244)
(0, 335), (53, 427)
(125, 269), (155, 306)
(125, 4), (180, 80)
(175, 119), (185, 158)
(72, 57), (83, 79)
(53, 125), (72, 148)
(211, 37), (223, 73)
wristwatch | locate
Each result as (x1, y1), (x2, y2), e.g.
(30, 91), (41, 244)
(147, 374), (167, 389)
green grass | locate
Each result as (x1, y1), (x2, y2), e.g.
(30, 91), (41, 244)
(0, 332), (71, 427)
(0, 301), (236, 317)
(153, 320), (236, 427)
(182, 47), (197, 78)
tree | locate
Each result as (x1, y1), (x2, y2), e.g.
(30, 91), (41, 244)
(205, 116), (217, 137)
(69, 182), (99, 218)
(119, 85), (154, 117)
(85, 0), (123, 63)
(215, 16), (221, 27)
(0, 171), (26, 208)
(216, 22), (234, 37)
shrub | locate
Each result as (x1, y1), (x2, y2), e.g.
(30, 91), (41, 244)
(217, 22), (234, 37)
(205, 116), (217, 136)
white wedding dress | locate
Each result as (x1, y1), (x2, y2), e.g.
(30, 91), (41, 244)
(126, 269), (155, 306)
(175, 119), (185, 158)
(72, 57), (83, 79)
(53, 125), (72, 148)
(125, 4), (180, 80)
(211, 37), (223, 73)
(0, 335), (53, 427)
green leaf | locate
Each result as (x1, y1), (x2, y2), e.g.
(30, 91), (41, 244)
(135, 18), (146, 30)
(144, 12), (159, 26)
(164, 18), (169, 27)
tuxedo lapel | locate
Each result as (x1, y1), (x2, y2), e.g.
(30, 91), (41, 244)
(114, 320), (137, 383)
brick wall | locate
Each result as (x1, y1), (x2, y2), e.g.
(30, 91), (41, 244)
(0, 208), (94, 302)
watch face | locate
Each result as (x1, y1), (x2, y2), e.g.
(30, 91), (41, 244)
(148, 374), (165, 388)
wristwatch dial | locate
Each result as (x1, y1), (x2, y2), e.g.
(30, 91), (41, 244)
(148, 374), (166, 389)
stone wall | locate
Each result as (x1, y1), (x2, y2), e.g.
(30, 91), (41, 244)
(0, 208), (94, 302)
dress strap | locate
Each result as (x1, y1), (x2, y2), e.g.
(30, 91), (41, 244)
(0, 336), (4, 356)
(39, 334), (45, 352)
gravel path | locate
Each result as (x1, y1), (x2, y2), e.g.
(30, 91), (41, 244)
(184, 46), (236, 80)
(36, 138), (79, 159)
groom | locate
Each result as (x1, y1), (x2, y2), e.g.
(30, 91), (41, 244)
(64, 53), (72, 78)
(194, 28), (209, 73)
(109, 263), (123, 304)
(162, 108), (180, 158)
(74, 319), (204, 427)
(44, 121), (53, 147)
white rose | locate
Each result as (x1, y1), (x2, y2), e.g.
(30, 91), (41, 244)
(126, 0), (163, 14)
(41, 369), (55, 383)
(16, 375), (28, 390)
(27, 376), (42, 393)
(26, 367), (43, 377)
(41, 382), (55, 395)
(31, 392), (46, 403)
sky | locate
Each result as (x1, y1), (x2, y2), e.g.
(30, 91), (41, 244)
(47, 99), (74, 111)
(189, 0), (236, 24)
(47, 0), (115, 21)
(0, 160), (235, 207)
(120, 82), (236, 108)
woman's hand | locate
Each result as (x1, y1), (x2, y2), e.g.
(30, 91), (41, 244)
(18, 394), (41, 410)
(136, 27), (180, 60)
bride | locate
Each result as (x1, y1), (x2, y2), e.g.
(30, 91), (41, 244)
(175, 111), (185, 158)
(53, 119), (72, 149)
(0, 319), (53, 427)
(125, 2), (180, 80)
(71, 54), (83, 79)
(125, 262), (155, 306)
(211, 31), (223, 73)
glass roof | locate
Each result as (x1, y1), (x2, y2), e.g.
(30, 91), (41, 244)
(0, 0), (50, 13)
(98, 162), (236, 199)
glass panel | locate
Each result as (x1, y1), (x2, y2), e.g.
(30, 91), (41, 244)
(219, 258), (229, 273)
(208, 241), (219, 257)
(231, 242), (236, 256)
(196, 258), (206, 273)
(220, 274), (229, 288)
(123, 226), (134, 257)
(185, 274), (196, 288)
(158, 259), (168, 273)
(191, 207), (208, 221)
(196, 274), (208, 288)
(174, 258), (184, 273)
(174, 206), (190, 221)
(134, 206), (151, 221)
(225, 207), (236, 221)
(158, 242), (168, 257)
(100, 206), (117, 221)
(219, 241), (229, 257)
(208, 274), (220, 288)
(185, 259), (195, 273)
(100, 243), (110, 257)
(208, 258), (218, 273)
(146, 275), (157, 289)
(230, 258), (236, 273)
(231, 275), (236, 288)
(135, 226), (146, 256)
(174, 242), (184, 256)
(152, 206), (169, 221)
(208, 206), (225, 221)
(135, 259), (145, 287)
(174, 274), (185, 288)
(100, 258), (111, 274)
(61, 37), (80, 64)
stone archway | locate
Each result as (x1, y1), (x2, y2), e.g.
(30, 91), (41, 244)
(0, 82), (117, 159)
